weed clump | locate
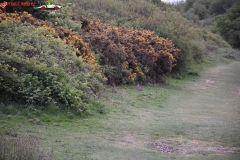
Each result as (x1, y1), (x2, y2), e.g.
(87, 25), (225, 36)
(0, 132), (52, 160)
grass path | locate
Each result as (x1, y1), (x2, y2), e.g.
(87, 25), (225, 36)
(1, 61), (240, 160)
(47, 61), (240, 159)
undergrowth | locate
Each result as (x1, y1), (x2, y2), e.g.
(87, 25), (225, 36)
(0, 131), (52, 160)
(0, 20), (106, 115)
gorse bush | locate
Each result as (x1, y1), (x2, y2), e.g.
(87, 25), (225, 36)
(65, 0), (209, 74)
(0, 11), (96, 64)
(76, 16), (180, 84)
(140, 10), (199, 73)
(0, 20), (106, 112)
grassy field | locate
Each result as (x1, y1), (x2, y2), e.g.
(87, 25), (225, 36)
(1, 54), (240, 159)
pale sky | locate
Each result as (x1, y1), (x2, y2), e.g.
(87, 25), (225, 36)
(161, 0), (185, 4)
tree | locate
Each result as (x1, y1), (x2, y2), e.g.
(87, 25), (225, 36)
(217, 5), (240, 48)
(193, 1), (209, 20)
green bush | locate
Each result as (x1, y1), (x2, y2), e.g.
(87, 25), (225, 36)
(196, 28), (231, 48)
(140, 10), (201, 73)
(46, 3), (82, 32)
(216, 5), (240, 48)
(180, 0), (239, 18)
(0, 20), (106, 112)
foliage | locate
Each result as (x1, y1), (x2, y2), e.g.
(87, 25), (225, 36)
(0, 20), (106, 112)
(75, 16), (180, 84)
(175, 0), (240, 22)
(140, 10), (203, 73)
(173, 0), (236, 50)
(0, 11), (96, 64)
(216, 5), (240, 48)
(65, 0), (209, 75)
(1, 0), (233, 87)
(196, 29), (231, 49)
(4, 0), (49, 20)
(192, 0), (210, 20)
(45, 3), (82, 32)
(54, 0), (231, 76)
(62, 0), (177, 27)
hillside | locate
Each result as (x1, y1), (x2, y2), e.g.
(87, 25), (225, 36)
(0, 0), (234, 107)
(0, 0), (237, 127)
(0, 0), (240, 159)
(174, 0), (240, 48)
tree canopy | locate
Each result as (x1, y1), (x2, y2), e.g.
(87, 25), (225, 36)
(217, 5), (240, 48)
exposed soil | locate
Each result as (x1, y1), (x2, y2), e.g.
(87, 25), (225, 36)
(154, 139), (240, 155)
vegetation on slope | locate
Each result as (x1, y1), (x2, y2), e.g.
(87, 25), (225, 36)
(55, 0), (230, 73)
(175, 0), (240, 48)
(216, 5), (240, 48)
(73, 16), (180, 84)
(0, 0), (234, 109)
(176, 0), (240, 21)
(0, 11), (96, 64)
(0, 8), (179, 111)
(0, 1), (239, 159)
(0, 14), (106, 114)
(0, 10), (182, 86)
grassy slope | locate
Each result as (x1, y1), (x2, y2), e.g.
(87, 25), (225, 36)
(1, 54), (240, 159)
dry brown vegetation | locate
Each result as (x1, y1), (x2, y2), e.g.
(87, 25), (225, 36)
(0, 10), (95, 64)
(0, 131), (51, 160)
(0, 10), (181, 83)
(74, 15), (180, 83)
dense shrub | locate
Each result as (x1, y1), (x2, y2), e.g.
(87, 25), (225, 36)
(140, 10), (202, 73)
(5, 0), (50, 20)
(176, 0), (240, 22)
(45, 3), (82, 32)
(196, 29), (231, 49)
(0, 11), (95, 64)
(216, 5), (240, 48)
(174, 0), (240, 39)
(192, 1), (209, 20)
(66, 0), (177, 28)
(66, 0), (208, 75)
(0, 20), (106, 112)
(75, 16), (180, 84)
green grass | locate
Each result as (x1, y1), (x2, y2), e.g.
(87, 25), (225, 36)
(1, 53), (240, 159)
